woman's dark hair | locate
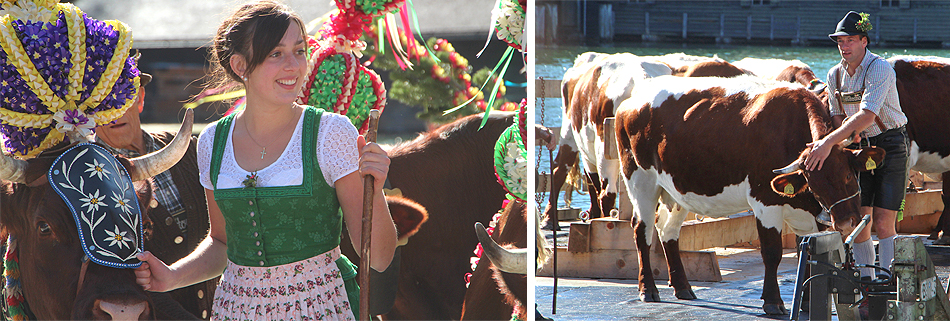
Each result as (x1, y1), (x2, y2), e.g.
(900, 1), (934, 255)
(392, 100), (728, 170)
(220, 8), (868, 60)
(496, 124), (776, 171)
(207, 0), (306, 90)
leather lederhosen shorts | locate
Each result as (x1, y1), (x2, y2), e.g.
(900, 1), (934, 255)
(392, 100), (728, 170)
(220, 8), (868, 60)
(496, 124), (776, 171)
(848, 126), (909, 211)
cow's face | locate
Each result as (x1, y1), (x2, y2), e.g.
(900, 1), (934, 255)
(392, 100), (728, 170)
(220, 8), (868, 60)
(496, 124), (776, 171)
(771, 146), (885, 235)
(1, 168), (155, 320)
(0, 110), (193, 320)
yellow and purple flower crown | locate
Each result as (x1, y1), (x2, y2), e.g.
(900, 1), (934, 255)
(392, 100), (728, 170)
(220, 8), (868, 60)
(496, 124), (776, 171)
(0, 0), (141, 158)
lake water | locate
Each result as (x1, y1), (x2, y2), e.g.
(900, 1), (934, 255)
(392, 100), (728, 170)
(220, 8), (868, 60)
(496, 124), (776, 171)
(534, 44), (950, 213)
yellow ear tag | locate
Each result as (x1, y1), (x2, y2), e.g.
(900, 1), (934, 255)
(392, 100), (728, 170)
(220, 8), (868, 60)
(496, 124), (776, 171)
(784, 183), (795, 195)
(866, 158), (877, 170)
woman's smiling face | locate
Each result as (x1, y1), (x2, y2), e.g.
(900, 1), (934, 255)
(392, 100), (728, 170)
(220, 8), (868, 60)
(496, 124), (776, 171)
(244, 23), (308, 107)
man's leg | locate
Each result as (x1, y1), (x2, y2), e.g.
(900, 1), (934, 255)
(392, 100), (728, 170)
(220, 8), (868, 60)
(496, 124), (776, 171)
(873, 207), (898, 274)
(853, 206), (876, 278)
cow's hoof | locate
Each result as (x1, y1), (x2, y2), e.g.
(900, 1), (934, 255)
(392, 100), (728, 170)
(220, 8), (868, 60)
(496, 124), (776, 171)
(763, 303), (788, 315)
(674, 289), (697, 300)
(639, 291), (661, 302)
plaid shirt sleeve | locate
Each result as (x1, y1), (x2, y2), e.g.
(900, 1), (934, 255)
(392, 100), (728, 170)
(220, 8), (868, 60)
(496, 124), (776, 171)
(826, 67), (845, 117)
(859, 59), (896, 116)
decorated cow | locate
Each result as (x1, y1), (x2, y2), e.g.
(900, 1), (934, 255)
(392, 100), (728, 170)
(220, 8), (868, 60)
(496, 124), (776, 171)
(0, 1), (203, 319)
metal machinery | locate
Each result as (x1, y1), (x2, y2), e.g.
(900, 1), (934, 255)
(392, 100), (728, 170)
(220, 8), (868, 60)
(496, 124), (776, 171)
(791, 215), (950, 320)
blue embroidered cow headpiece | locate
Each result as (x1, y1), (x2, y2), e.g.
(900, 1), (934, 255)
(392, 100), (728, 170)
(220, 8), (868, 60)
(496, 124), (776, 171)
(48, 143), (142, 268)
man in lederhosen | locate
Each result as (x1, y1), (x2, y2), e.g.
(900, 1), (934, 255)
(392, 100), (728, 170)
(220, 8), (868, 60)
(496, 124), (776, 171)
(805, 11), (909, 283)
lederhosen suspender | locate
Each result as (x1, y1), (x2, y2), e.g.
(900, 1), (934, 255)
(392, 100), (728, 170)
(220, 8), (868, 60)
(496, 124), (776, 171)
(834, 56), (888, 134)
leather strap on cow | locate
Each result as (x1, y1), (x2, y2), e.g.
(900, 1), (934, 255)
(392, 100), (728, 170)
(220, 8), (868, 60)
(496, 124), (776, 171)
(834, 58), (888, 133)
(76, 257), (90, 297)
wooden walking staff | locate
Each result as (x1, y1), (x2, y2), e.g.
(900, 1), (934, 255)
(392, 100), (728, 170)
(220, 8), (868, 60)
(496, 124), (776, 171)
(359, 109), (381, 321)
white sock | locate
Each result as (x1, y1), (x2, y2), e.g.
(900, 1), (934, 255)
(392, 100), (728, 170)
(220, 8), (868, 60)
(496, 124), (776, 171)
(878, 235), (896, 274)
(853, 239), (876, 278)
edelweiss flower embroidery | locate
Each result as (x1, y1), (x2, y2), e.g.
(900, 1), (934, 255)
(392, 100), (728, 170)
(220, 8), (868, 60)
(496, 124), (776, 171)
(84, 158), (111, 180)
(79, 189), (106, 213)
(52, 109), (95, 138)
(111, 191), (132, 214)
(103, 226), (131, 249)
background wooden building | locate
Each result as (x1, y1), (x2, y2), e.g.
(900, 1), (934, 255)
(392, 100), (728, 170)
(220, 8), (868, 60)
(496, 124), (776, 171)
(538, 0), (950, 48)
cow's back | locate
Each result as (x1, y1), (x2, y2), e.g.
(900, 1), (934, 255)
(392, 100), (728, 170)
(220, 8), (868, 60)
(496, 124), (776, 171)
(891, 59), (950, 170)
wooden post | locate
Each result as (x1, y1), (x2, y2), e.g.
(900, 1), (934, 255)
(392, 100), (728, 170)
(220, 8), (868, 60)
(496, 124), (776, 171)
(876, 16), (881, 43)
(770, 15), (774, 41)
(682, 12), (688, 39)
(747, 15), (752, 40)
(796, 17), (801, 44)
(914, 18), (919, 44)
(645, 12), (650, 36)
(359, 109), (381, 321)
(719, 13), (725, 39)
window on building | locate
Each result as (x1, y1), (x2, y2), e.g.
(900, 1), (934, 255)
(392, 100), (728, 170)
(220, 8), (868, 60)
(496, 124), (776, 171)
(881, 0), (900, 7)
(752, 0), (770, 5)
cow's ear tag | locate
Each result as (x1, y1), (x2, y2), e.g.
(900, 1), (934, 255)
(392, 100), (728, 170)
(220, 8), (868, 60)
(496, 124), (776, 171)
(866, 158), (877, 170)
(784, 183), (795, 195)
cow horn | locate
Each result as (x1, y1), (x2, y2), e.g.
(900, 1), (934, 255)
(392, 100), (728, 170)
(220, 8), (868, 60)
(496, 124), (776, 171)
(772, 158), (803, 174)
(0, 152), (28, 183)
(128, 109), (193, 181)
(839, 135), (854, 147)
(475, 222), (527, 274)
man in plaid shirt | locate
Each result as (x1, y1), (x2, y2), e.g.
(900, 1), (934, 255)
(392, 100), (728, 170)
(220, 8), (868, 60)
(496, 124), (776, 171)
(805, 11), (909, 282)
(94, 72), (217, 319)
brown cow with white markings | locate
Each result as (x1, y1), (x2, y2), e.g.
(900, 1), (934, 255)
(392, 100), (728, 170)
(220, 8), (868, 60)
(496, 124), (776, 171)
(542, 53), (671, 228)
(888, 57), (950, 242)
(732, 58), (828, 96)
(614, 75), (883, 315)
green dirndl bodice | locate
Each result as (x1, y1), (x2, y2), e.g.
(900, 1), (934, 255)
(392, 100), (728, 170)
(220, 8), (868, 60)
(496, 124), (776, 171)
(208, 106), (359, 317)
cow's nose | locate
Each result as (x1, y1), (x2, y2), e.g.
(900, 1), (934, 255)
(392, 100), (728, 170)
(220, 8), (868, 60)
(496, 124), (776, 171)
(834, 217), (857, 238)
(97, 299), (149, 320)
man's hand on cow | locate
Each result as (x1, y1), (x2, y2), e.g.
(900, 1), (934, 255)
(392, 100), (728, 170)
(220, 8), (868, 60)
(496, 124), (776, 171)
(134, 251), (174, 292)
(535, 125), (559, 151)
(805, 139), (834, 171)
(358, 135), (390, 189)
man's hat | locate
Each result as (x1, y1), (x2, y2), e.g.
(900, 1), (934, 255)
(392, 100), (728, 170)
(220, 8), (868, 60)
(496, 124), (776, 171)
(829, 11), (873, 40)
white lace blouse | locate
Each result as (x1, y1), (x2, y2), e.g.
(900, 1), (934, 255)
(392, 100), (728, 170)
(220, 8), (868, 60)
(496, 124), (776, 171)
(198, 111), (359, 190)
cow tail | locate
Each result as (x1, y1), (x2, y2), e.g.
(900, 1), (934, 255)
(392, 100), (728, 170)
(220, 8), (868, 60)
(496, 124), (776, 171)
(615, 111), (639, 179)
(564, 157), (585, 195)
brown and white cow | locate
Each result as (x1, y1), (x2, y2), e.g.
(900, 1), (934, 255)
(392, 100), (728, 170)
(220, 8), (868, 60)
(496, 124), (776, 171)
(888, 57), (950, 241)
(0, 111), (196, 320)
(542, 53), (672, 228)
(614, 75), (883, 315)
(648, 53), (725, 76)
(732, 58), (828, 95)
(679, 60), (749, 78)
